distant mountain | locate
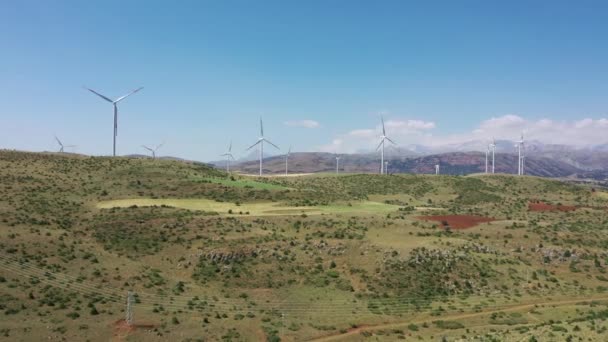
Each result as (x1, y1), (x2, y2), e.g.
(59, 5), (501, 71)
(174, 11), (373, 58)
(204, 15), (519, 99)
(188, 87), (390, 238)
(228, 151), (589, 178)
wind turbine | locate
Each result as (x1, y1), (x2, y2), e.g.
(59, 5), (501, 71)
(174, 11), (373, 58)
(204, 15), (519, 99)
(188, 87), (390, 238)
(284, 145), (291, 176)
(84, 86), (143, 156)
(220, 140), (236, 172)
(141, 142), (163, 159)
(490, 138), (496, 174)
(485, 144), (489, 174)
(54, 136), (75, 153)
(376, 116), (396, 175)
(335, 155), (341, 174)
(246, 118), (279, 176)
(517, 132), (525, 176)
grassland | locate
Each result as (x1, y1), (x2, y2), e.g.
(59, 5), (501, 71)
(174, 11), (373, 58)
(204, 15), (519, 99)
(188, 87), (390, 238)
(1, 150), (608, 341)
(96, 198), (400, 216)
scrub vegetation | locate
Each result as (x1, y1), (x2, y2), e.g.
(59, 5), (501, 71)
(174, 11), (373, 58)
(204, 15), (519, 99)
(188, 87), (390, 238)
(1, 150), (608, 341)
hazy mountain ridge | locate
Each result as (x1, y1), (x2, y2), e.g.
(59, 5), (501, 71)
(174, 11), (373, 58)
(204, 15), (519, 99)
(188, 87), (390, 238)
(212, 139), (608, 179)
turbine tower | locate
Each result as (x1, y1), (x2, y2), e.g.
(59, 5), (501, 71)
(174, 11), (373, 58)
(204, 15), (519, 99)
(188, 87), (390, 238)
(485, 144), (489, 174)
(376, 116), (396, 175)
(284, 145), (291, 176)
(335, 155), (341, 174)
(246, 118), (279, 176)
(141, 142), (163, 159)
(435, 164), (440, 175)
(517, 132), (525, 176)
(54, 136), (75, 153)
(220, 140), (235, 172)
(490, 138), (496, 174)
(84, 86), (143, 156)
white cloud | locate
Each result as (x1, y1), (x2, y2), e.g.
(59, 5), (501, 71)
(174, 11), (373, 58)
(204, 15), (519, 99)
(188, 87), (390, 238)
(317, 118), (437, 153)
(284, 120), (320, 128)
(317, 114), (608, 153)
(467, 115), (608, 146)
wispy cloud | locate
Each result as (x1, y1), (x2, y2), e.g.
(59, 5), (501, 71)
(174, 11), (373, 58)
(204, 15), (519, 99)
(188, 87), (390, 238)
(284, 120), (320, 128)
(317, 115), (608, 153)
(317, 118), (436, 153)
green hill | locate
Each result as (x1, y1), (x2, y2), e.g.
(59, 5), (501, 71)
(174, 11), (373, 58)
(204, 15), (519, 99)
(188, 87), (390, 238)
(1, 150), (608, 341)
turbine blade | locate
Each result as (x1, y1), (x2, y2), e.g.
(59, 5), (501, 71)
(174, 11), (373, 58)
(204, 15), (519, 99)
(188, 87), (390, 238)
(114, 87), (144, 103)
(385, 137), (397, 145)
(229, 153), (235, 160)
(375, 138), (384, 151)
(264, 139), (280, 150)
(84, 87), (113, 103)
(54, 136), (63, 147)
(156, 142), (164, 151)
(142, 145), (153, 152)
(260, 117), (264, 137)
(228, 140), (232, 152)
(246, 140), (261, 151)
(381, 116), (386, 135)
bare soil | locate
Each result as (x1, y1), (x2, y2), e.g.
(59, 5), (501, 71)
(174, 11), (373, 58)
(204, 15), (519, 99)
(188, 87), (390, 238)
(416, 215), (495, 229)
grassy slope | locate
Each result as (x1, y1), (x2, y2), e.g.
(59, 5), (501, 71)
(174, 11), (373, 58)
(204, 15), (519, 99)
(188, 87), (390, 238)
(1, 151), (608, 341)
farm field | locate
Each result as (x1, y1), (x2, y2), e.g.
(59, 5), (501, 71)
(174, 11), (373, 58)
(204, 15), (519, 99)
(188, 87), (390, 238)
(1, 150), (608, 341)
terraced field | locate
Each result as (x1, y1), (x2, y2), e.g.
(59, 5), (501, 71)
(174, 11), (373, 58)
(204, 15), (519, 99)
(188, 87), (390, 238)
(1, 150), (608, 341)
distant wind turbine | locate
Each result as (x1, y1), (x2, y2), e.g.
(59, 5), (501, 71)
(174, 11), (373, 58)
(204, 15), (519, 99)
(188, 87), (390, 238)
(246, 118), (279, 176)
(490, 138), (496, 174)
(220, 140), (236, 172)
(54, 136), (75, 153)
(335, 155), (341, 174)
(376, 116), (396, 175)
(285, 145), (291, 176)
(517, 132), (525, 175)
(84, 86), (143, 156)
(142, 142), (163, 159)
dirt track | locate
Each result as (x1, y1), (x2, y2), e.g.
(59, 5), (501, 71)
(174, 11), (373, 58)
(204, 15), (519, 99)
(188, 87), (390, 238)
(307, 295), (608, 341)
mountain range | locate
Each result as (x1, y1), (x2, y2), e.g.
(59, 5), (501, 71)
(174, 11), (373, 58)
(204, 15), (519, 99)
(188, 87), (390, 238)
(210, 139), (608, 180)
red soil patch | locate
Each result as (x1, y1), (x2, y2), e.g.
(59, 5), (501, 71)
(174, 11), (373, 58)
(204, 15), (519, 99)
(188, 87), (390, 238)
(528, 201), (577, 212)
(417, 215), (495, 229)
(112, 319), (157, 341)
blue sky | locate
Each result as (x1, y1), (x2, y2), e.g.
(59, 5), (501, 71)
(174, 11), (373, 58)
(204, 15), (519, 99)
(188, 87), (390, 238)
(1, 0), (608, 160)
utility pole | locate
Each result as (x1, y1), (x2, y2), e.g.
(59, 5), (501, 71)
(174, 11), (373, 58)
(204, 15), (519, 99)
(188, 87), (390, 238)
(126, 290), (134, 325)
(281, 312), (285, 338)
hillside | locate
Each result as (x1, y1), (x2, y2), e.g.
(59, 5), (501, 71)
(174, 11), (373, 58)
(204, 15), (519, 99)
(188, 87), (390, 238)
(2, 151), (608, 341)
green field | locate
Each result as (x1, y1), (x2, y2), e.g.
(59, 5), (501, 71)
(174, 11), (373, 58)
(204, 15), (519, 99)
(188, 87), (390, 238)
(96, 198), (400, 216)
(1, 150), (608, 341)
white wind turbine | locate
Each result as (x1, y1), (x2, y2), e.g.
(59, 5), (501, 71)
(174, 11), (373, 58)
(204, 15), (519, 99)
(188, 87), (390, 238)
(141, 142), (164, 159)
(490, 138), (496, 174)
(517, 132), (525, 176)
(54, 136), (75, 153)
(485, 143), (489, 174)
(246, 118), (279, 176)
(220, 140), (235, 172)
(284, 145), (292, 176)
(84, 86), (143, 156)
(376, 116), (396, 175)
(335, 155), (341, 174)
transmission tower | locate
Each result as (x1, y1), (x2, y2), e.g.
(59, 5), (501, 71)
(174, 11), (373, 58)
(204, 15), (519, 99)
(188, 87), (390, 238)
(126, 290), (134, 325)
